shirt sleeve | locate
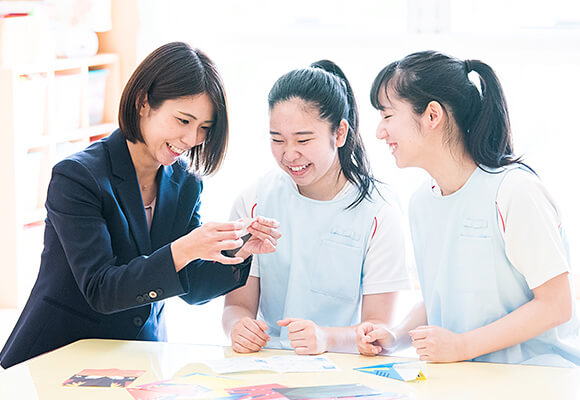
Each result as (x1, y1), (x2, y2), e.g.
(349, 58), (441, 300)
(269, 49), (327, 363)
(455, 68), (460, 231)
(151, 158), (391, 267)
(362, 200), (412, 295)
(229, 182), (260, 277)
(497, 169), (570, 289)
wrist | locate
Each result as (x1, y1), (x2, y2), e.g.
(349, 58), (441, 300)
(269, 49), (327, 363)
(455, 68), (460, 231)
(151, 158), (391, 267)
(171, 237), (194, 272)
(459, 332), (473, 360)
(319, 326), (330, 353)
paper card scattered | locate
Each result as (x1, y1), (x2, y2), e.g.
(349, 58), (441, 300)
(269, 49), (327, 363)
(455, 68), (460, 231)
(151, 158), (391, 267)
(273, 383), (380, 399)
(205, 355), (339, 374)
(62, 368), (146, 387)
(226, 383), (289, 400)
(354, 361), (427, 382)
(126, 372), (246, 400)
(272, 383), (407, 400)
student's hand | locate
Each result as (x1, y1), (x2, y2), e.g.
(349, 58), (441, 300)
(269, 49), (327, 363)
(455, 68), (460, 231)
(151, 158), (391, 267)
(409, 325), (467, 362)
(230, 317), (270, 353)
(356, 322), (396, 356)
(277, 318), (328, 355)
(236, 217), (281, 259)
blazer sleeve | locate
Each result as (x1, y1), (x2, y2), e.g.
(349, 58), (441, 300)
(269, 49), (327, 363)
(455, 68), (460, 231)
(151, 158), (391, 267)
(177, 184), (252, 305)
(46, 159), (188, 314)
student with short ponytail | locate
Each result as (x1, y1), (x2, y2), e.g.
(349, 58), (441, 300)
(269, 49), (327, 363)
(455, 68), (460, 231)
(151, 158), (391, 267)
(223, 60), (410, 355)
(357, 50), (580, 366)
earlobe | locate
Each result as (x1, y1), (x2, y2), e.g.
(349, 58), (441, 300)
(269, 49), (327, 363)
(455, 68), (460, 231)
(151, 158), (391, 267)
(425, 101), (444, 129)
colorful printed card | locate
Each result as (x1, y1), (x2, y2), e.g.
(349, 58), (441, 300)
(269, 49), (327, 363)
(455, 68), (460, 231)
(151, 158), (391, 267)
(226, 383), (289, 400)
(62, 368), (146, 387)
(126, 372), (246, 400)
(354, 361), (427, 382)
(272, 383), (405, 400)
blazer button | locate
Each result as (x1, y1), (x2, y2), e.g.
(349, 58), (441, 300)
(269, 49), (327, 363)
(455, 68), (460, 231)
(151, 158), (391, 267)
(148, 290), (158, 299)
(133, 316), (143, 327)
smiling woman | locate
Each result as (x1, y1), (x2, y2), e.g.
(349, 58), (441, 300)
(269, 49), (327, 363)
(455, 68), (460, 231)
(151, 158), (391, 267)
(0, 41), (282, 370)
(222, 60), (411, 356)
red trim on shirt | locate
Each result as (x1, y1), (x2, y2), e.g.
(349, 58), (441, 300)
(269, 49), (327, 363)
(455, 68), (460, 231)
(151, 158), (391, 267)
(371, 217), (378, 239)
(251, 203), (257, 218)
(496, 201), (505, 232)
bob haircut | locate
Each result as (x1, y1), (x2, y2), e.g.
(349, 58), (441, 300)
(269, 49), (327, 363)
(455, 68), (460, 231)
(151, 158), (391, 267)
(118, 41), (228, 175)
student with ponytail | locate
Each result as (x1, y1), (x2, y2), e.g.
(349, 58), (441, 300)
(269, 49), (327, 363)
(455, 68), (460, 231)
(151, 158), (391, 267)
(357, 51), (580, 366)
(222, 60), (410, 355)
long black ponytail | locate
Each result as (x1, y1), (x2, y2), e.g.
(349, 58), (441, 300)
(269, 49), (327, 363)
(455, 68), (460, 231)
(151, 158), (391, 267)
(370, 50), (519, 168)
(269, 60), (375, 208)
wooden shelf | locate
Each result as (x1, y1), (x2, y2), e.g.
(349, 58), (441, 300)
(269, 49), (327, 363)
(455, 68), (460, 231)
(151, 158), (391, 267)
(0, 53), (121, 308)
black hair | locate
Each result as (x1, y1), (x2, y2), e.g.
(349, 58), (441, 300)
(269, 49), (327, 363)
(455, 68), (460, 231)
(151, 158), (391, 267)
(370, 50), (519, 169)
(119, 41), (228, 175)
(268, 60), (375, 208)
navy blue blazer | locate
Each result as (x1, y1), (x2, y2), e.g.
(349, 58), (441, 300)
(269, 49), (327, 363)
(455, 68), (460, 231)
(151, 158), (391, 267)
(0, 130), (250, 369)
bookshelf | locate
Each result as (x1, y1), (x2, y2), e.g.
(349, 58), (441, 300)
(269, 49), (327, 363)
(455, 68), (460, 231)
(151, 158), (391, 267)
(0, 53), (120, 308)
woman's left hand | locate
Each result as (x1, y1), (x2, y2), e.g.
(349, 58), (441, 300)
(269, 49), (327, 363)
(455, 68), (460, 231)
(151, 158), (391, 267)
(236, 216), (281, 258)
(409, 325), (467, 362)
(277, 318), (328, 355)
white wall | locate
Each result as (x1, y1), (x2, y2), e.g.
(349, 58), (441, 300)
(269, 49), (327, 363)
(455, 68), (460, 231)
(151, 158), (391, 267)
(142, 0), (580, 345)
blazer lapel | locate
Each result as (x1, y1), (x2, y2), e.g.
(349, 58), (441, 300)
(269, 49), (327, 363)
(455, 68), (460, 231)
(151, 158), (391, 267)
(150, 165), (179, 249)
(106, 131), (152, 255)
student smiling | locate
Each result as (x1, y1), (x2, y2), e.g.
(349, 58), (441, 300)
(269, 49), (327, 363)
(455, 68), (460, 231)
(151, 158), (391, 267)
(357, 51), (580, 367)
(223, 60), (410, 355)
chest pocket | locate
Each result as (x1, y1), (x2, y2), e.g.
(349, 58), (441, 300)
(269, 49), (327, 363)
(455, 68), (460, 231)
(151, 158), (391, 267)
(311, 230), (364, 300)
(449, 234), (497, 292)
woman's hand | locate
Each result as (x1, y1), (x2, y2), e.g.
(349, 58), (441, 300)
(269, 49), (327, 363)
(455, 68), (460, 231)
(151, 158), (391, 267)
(171, 221), (248, 270)
(235, 216), (281, 259)
(409, 325), (467, 362)
(356, 322), (396, 356)
(277, 318), (328, 355)
(231, 317), (270, 353)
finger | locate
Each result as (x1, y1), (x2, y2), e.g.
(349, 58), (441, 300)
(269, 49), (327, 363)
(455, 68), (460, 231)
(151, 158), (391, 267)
(247, 224), (282, 241)
(243, 319), (270, 342)
(411, 338), (428, 350)
(254, 216), (280, 228)
(214, 221), (245, 232)
(256, 320), (269, 332)
(294, 346), (319, 355)
(359, 343), (382, 356)
(356, 322), (374, 335)
(415, 348), (430, 358)
(286, 321), (307, 334)
(408, 328), (428, 340)
(237, 332), (267, 350)
(277, 318), (301, 327)
(232, 340), (260, 353)
(366, 328), (389, 342)
(260, 238), (277, 252)
(287, 333), (308, 343)
(219, 238), (245, 250)
(245, 229), (278, 246)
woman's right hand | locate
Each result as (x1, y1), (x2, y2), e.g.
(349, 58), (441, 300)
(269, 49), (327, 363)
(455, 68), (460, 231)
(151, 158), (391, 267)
(231, 317), (270, 353)
(356, 321), (396, 356)
(171, 221), (247, 270)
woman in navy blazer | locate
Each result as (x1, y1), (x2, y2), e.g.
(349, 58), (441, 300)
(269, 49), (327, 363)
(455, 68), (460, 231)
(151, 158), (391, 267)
(0, 42), (281, 369)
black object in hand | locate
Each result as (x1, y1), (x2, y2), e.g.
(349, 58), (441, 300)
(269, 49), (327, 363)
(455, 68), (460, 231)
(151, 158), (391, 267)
(221, 233), (252, 258)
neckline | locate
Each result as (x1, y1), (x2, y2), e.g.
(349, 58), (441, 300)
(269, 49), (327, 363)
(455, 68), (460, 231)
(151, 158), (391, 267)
(429, 166), (481, 199)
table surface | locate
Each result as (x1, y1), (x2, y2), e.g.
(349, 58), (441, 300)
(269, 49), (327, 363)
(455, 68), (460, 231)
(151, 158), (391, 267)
(1, 339), (579, 399)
